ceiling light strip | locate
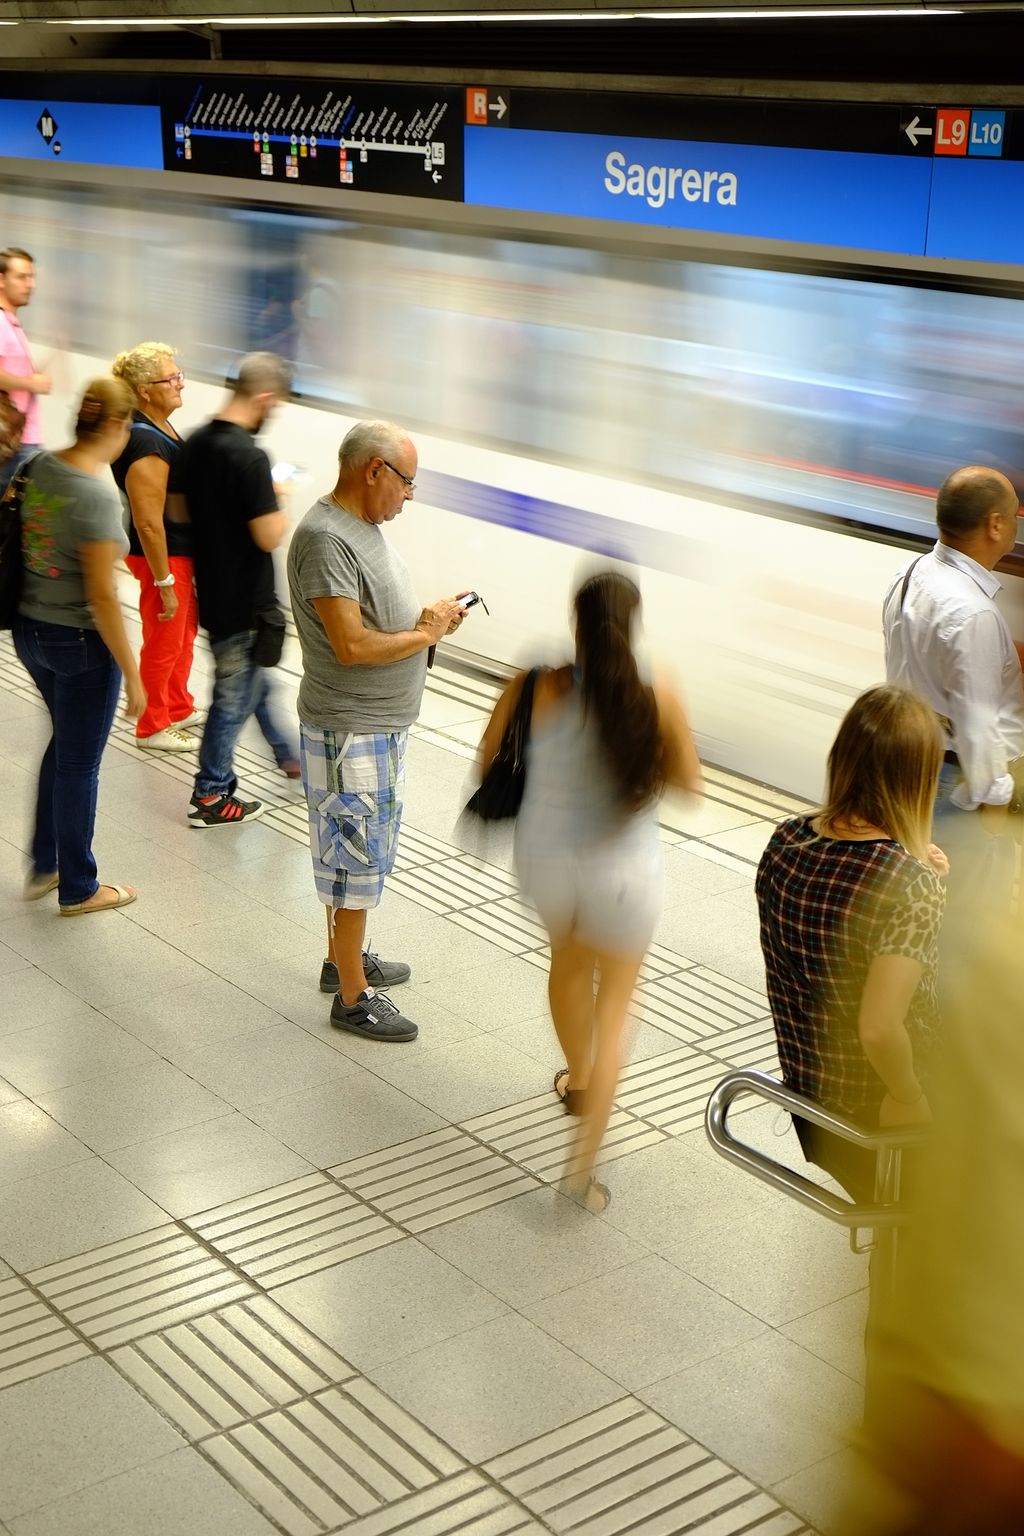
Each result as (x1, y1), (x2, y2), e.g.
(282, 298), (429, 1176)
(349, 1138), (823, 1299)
(41, 6), (963, 23)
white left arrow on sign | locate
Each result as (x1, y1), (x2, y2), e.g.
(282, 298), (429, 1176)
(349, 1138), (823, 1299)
(904, 114), (933, 148)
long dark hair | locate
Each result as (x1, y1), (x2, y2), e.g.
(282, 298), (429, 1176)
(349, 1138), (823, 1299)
(574, 571), (663, 810)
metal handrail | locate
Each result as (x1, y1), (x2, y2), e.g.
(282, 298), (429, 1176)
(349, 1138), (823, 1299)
(705, 1069), (927, 1231)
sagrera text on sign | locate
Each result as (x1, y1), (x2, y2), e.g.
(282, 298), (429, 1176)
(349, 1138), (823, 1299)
(604, 151), (739, 209)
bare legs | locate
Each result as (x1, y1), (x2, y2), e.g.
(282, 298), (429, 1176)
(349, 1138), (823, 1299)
(328, 907), (370, 1005)
(548, 938), (596, 1093)
(571, 950), (644, 1201)
(547, 932), (646, 1210)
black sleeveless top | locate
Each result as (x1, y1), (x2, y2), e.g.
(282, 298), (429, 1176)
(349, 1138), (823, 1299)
(111, 410), (190, 560)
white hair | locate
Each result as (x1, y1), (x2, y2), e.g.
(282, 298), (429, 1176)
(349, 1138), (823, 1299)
(337, 419), (409, 472)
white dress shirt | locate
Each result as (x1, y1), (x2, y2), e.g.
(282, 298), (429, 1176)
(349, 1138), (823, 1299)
(883, 542), (1024, 809)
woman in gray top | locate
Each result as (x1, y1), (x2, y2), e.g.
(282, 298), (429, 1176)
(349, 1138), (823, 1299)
(14, 377), (146, 913)
(479, 572), (702, 1210)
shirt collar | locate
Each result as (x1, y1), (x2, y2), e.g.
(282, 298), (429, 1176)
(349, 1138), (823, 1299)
(933, 540), (1001, 598)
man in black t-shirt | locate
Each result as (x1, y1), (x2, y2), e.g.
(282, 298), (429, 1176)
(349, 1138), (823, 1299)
(169, 351), (291, 828)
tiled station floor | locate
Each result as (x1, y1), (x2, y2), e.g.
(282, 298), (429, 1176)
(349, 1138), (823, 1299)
(0, 612), (868, 1536)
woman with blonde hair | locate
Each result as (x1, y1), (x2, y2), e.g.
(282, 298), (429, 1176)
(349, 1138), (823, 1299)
(478, 570), (702, 1211)
(111, 341), (198, 752)
(756, 684), (947, 1200)
(14, 376), (145, 913)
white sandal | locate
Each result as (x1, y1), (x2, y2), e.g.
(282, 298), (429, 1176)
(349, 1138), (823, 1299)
(59, 883), (137, 916)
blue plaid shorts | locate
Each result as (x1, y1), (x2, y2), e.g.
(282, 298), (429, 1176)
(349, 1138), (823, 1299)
(299, 724), (408, 910)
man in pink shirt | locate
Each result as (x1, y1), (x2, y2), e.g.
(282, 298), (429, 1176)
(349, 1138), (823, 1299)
(0, 247), (50, 492)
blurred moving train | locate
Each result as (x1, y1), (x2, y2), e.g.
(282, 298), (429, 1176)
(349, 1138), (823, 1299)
(4, 173), (1024, 798)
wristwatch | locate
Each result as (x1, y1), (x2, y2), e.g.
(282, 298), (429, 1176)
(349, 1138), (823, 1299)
(154, 573), (176, 589)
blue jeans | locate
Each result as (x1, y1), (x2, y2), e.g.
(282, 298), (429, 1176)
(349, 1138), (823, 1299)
(0, 442), (40, 496)
(14, 616), (121, 906)
(254, 675), (297, 767)
(194, 630), (263, 799)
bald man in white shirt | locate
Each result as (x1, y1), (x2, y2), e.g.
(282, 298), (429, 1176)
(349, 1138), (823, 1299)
(884, 465), (1024, 946)
(884, 466), (1024, 815)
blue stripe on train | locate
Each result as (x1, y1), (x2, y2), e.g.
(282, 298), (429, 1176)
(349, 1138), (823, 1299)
(415, 467), (698, 574)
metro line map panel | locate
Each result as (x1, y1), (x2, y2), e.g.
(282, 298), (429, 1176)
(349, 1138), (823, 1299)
(160, 77), (463, 201)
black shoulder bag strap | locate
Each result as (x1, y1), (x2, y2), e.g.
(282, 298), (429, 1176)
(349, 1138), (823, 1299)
(130, 420), (178, 445)
(899, 555), (924, 610)
(507, 666), (540, 770)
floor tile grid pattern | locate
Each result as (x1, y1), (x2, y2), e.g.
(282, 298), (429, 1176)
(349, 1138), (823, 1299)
(0, 1269), (95, 1391)
(0, 632), (781, 1069)
(0, 629), (830, 1536)
(0, 979), (785, 1525)
(3, 1186), (831, 1534)
(0, 1218), (533, 1536)
(487, 1398), (816, 1535)
(0, 631), (798, 874)
(0, 632), (786, 1117)
(0, 623), (799, 1246)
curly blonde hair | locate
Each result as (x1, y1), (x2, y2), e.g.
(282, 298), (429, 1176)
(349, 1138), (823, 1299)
(111, 341), (179, 400)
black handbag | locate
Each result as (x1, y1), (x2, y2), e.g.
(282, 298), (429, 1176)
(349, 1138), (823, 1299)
(463, 667), (540, 821)
(0, 457), (35, 631)
(253, 601), (286, 667)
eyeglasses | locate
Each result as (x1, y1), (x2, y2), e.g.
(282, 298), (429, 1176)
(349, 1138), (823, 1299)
(151, 370), (184, 387)
(381, 458), (417, 492)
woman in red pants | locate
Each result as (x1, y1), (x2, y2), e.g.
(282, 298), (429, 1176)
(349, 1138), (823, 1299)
(111, 342), (199, 752)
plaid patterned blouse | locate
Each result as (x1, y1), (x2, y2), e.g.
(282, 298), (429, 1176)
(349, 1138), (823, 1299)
(756, 817), (944, 1122)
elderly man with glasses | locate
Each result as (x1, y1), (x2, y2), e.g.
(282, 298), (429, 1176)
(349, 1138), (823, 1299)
(287, 420), (465, 1043)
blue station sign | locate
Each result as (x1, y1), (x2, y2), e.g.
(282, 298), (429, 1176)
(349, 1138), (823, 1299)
(463, 126), (935, 255)
(459, 89), (1024, 265)
(0, 96), (162, 170)
(0, 72), (1021, 267)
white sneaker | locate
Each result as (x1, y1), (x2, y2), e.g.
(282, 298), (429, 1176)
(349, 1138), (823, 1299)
(136, 727), (197, 753)
(174, 708), (206, 730)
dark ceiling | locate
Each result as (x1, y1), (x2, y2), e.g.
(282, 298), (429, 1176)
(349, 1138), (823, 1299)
(13, 12), (1024, 90)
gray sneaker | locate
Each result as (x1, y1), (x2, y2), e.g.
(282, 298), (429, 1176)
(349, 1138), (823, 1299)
(319, 949), (411, 994)
(330, 989), (417, 1043)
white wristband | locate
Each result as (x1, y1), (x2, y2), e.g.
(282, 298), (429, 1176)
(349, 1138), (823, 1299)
(154, 573), (175, 589)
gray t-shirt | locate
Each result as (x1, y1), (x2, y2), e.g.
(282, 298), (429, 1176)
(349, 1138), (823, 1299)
(18, 452), (129, 630)
(287, 495), (428, 732)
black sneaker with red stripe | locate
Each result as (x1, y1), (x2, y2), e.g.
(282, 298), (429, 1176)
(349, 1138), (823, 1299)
(188, 792), (265, 829)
